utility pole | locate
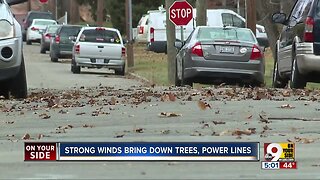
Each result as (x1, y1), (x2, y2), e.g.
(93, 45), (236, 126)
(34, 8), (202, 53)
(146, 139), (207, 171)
(196, 0), (207, 26)
(166, 0), (176, 84)
(125, 0), (134, 68)
(246, 0), (256, 36)
(97, 0), (104, 26)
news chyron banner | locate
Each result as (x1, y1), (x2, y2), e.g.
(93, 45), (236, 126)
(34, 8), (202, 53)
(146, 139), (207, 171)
(262, 143), (297, 170)
(25, 142), (259, 161)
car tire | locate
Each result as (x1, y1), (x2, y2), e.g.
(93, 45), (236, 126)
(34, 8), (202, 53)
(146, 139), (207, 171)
(272, 61), (287, 88)
(0, 81), (10, 99)
(40, 46), (46, 54)
(10, 55), (27, 99)
(174, 59), (181, 86)
(26, 40), (32, 45)
(71, 58), (81, 74)
(115, 64), (125, 76)
(290, 56), (306, 89)
(181, 60), (192, 87)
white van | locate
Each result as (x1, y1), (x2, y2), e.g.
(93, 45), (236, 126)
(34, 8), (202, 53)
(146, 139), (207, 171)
(146, 9), (268, 53)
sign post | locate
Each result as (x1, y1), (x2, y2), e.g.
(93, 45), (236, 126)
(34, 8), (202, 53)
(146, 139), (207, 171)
(169, 1), (193, 42)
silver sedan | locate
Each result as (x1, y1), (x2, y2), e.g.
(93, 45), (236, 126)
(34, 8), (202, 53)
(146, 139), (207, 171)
(175, 26), (265, 87)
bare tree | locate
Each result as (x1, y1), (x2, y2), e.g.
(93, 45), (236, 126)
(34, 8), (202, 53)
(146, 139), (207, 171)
(256, 0), (296, 57)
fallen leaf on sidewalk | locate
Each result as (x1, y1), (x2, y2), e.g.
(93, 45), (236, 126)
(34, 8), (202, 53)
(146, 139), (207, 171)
(294, 137), (318, 144)
(76, 112), (86, 116)
(231, 128), (256, 136)
(22, 133), (31, 140)
(259, 114), (270, 123)
(114, 134), (125, 138)
(83, 124), (94, 128)
(198, 100), (212, 110)
(168, 93), (176, 102)
(282, 90), (291, 97)
(160, 130), (170, 134)
(212, 121), (226, 125)
(5, 121), (14, 124)
(279, 104), (295, 109)
(135, 128), (145, 133)
(37, 134), (44, 140)
(159, 112), (182, 118)
(247, 115), (253, 119)
(39, 113), (51, 119)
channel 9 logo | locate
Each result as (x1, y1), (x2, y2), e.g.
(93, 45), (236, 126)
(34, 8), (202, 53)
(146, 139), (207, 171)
(261, 143), (297, 170)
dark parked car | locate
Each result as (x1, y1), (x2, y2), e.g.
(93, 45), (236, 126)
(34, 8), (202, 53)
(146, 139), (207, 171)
(50, 25), (82, 62)
(272, 0), (320, 89)
(40, 24), (60, 54)
(22, 11), (54, 41)
(174, 26), (265, 87)
(0, 0), (28, 99)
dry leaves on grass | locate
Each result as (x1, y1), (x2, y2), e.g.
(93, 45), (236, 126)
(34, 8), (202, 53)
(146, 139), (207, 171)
(159, 112), (182, 118)
(198, 100), (212, 110)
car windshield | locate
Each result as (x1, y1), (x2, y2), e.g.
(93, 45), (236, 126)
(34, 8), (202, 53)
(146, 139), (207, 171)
(60, 26), (82, 37)
(79, 29), (121, 44)
(34, 20), (56, 26)
(198, 28), (257, 43)
(47, 26), (59, 33)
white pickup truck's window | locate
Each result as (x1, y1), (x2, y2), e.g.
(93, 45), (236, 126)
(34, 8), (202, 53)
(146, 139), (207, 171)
(79, 29), (121, 44)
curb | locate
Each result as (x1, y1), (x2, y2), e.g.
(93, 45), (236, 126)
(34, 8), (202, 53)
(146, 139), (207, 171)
(127, 72), (152, 85)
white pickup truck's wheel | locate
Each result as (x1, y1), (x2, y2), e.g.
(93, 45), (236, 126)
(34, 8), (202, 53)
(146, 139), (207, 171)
(115, 64), (125, 76)
(71, 58), (80, 74)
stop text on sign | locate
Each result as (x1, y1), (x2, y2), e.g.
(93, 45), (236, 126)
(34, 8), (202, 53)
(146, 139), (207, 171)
(170, 8), (192, 19)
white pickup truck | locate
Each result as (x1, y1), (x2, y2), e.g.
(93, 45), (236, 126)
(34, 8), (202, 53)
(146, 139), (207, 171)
(71, 27), (126, 75)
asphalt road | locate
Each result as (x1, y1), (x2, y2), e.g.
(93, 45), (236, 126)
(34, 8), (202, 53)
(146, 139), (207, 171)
(0, 44), (320, 179)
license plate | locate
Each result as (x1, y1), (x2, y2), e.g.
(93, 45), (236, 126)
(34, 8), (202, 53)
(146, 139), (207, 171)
(96, 59), (104, 64)
(220, 46), (234, 54)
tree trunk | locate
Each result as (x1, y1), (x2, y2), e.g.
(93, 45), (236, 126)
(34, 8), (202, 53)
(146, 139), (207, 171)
(97, 0), (105, 26)
(256, 0), (297, 58)
(256, 1), (280, 57)
(69, 0), (79, 24)
(196, 0), (207, 26)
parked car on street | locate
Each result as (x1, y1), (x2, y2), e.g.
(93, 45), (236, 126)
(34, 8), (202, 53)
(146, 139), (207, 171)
(71, 27), (126, 75)
(272, 0), (320, 89)
(26, 19), (57, 45)
(50, 25), (82, 62)
(174, 26), (265, 87)
(0, 0), (28, 99)
(40, 24), (60, 54)
(146, 8), (268, 54)
(22, 11), (54, 41)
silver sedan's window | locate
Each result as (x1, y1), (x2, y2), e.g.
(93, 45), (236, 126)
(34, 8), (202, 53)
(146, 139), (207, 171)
(198, 28), (256, 43)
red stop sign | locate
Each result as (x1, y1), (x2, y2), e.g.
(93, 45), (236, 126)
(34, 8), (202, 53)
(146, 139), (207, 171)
(169, 1), (194, 26)
(39, 0), (48, 4)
